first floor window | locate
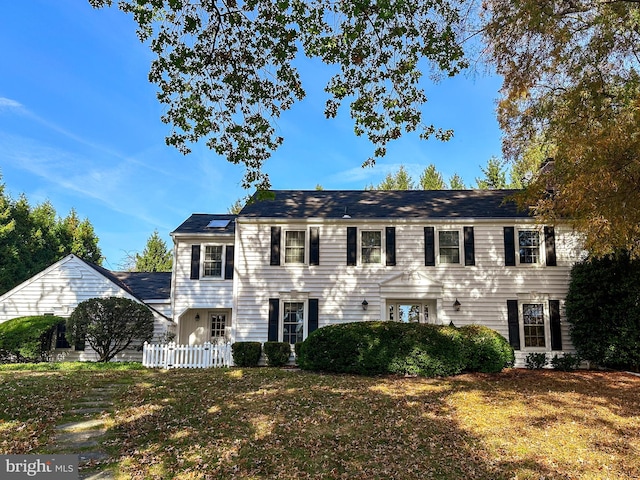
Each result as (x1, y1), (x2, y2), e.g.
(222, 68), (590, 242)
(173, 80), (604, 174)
(283, 302), (304, 344)
(210, 314), (226, 339)
(439, 230), (460, 264)
(519, 230), (540, 264)
(204, 245), (223, 277)
(55, 323), (71, 349)
(361, 231), (382, 264)
(285, 230), (305, 264)
(523, 303), (545, 347)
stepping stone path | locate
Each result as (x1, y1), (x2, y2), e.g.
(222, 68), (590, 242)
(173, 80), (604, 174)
(50, 384), (119, 479)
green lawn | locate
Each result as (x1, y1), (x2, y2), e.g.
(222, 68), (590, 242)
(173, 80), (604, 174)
(1, 365), (638, 479)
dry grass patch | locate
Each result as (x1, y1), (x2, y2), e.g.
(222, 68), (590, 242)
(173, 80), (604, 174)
(1, 365), (638, 479)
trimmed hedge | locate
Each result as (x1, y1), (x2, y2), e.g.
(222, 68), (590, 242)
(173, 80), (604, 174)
(297, 321), (466, 377)
(263, 341), (291, 367)
(231, 342), (262, 367)
(459, 324), (515, 373)
(0, 315), (65, 362)
(297, 321), (514, 377)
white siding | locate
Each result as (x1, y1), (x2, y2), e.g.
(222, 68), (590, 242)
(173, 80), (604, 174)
(0, 255), (175, 361)
(234, 219), (580, 364)
(171, 237), (234, 343)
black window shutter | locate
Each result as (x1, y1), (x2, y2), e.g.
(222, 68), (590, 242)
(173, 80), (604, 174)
(308, 299), (319, 335)
(544, 226), (557, 266)
(504, 227), (516, 266)
(310, 227), (320, 266)
(424, 227), (435, 266)
(464, 226), (475, 266)
(549, 300), (562, 350)
(268, 298), (279, 342)
(507, 299), (521, 350)
(190, 245), (201, 279)
(347, 227), (357, 266)
(386, 227), (396, 266)
(224, 245), (234, 280)
(270, 226), (281, 266)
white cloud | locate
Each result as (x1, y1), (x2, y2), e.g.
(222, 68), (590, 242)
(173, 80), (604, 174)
(0, 97), (22, 109)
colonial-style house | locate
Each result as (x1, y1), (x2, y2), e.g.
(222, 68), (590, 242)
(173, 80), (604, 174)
(172, 189), (584, 367)
(0, 189), (584, 366)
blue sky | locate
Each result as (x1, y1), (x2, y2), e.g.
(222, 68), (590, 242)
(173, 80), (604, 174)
(0, 1), (504, 269)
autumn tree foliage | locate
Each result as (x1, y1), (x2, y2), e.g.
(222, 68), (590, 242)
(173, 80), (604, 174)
(482, 0), (640, 256)
(67, 297), (154, 362)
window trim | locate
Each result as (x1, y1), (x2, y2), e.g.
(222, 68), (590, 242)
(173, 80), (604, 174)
(200, 244), (226, 279)
(360, 229), (384, 265)
(517, 295), (550, 351)
(516, 228), (544, 266)
(283, 229), (307, 265)
(436, 228), (463, 265)
(279, 297), (308, 344)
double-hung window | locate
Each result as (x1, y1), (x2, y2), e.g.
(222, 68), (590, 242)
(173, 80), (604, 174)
(203, 245), (223, 277)
(285, 231), (305, 264)
(361, 231), (382, 264)
(519, 230), (540, 264)
(523, 303), (545, 347)
(282, 301), (304, 344)
(439, 230), (460, 264)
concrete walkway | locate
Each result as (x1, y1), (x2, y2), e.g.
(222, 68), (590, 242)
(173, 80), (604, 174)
(50, 384), (119, 480)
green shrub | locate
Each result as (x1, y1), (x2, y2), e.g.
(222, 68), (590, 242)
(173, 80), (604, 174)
(566, 253), (640, 371)
(297, 321), (466, 377)
(459, 324), (515, 373)
(0, 316), (65, 362)
(231, 342), (262, 367)
(550, 353), (581, 371)
(263, 341), (291, 367)
(294, 342), (303, 359)
(525, 352), (548, 369)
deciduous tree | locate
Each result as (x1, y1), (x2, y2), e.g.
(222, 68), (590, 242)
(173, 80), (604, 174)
(67, 297), (154, 362)
(90, 0), (468, 190)
(482, 0), (640, 256)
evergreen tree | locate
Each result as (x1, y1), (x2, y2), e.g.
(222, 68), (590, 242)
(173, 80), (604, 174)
(373, 165), (415, 190)
(418, 164), (446, 190)
(448, 173), (466, 189)
(476, 157), (508, 190)
(134, 230), (173, 272)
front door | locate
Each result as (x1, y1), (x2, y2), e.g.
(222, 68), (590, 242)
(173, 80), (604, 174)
(209, 312), (228, 343)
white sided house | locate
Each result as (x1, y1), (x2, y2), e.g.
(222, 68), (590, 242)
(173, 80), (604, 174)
(172, 189), (585, 367)
(0, 254), (175, 361)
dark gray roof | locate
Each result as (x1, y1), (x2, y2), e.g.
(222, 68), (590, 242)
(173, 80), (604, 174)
(172, 214), (237, 235)
(112, 272), (172, 300)
(85, 262), (171, 300)
(239, 190), (530, 219)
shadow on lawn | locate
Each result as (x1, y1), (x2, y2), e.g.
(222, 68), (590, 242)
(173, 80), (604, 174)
(97, 368), (640, 479)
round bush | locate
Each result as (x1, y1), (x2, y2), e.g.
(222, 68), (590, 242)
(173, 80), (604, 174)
(231, 341), (262, 367)
(263, 341), (291, 367)
(297, 321), (466, 377)
(0, 315), (65, 362)
(459, 324), (515, 373)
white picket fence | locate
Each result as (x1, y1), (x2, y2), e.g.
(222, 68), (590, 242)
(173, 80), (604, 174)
(142, 341), (231, 369)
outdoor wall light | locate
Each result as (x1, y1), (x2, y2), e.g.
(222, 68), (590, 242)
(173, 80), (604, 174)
(361, 299), (369, 311)
(453, 299), (461, 311)
(195, 313), (200, 321)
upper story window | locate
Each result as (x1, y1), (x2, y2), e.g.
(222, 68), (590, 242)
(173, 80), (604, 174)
(361, 231), (382, 264)
(285, 230), (306, 264)
(519, 230), (540, 264)
(203, 245), (223, 277)
(438, 230), (460, 264)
